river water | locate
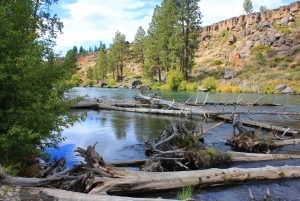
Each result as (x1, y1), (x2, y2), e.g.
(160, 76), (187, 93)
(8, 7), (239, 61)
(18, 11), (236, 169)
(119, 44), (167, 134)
(48, 87), (300, 200)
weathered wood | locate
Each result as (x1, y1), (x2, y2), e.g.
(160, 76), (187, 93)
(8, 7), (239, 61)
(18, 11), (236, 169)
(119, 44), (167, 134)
(217, 115), (299, 135)
(109, 152), (300, 167)
(0, 186), (174, 201)
(89, 165), (300, 195)
(186, 101), (282, 106)
(273, 138), (300, 146)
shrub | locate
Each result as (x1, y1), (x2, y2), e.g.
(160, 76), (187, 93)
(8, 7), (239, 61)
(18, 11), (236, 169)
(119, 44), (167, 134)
(186, 82), (198, 92)
(217, 85), (241, 93)
(166, 70), (184, 91)
(70, 74), (80, 86)
(82, 79), (92, 87)
(151, 82), (162, 90)
(251, 45), (271, 54)
(108, 78), (116, 86)
(201, 77), (218, 91)
(178, 80), (187, 91)
(160, 84), (170, 91)
(212, 60), (222, 66)
(275, 26), (291, 35)
(255, 52), (267, 65)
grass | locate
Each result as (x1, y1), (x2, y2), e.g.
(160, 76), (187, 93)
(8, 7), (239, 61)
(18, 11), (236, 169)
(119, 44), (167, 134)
(275, 25), (292, 35)
(207, 147), (219, 156)
(177, 186), (194, 200)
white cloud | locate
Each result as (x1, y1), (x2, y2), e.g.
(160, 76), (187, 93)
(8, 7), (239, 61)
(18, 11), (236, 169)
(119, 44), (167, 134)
(54, 0), (292, 54)
(54, 0), (157, 53)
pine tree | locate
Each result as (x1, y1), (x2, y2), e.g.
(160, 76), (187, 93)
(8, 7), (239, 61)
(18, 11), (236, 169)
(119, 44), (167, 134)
(72, 46), (78, 55)
(145, 6), (163, 81)
(132, 26), (146, 64)
(94, 48), (107, 81)
(110, 31), (128, 81)
(79, 46), (85, 55)
(94, 45), (98, 52)
(176, 0), (202, 80)
(259, 5), (268, 12)
(86, 66), (94, 80)
(243, 0), (253, 14)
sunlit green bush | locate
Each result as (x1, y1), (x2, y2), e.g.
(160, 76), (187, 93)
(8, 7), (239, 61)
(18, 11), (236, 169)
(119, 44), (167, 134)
(166, 70), (184, 90)
(201, 77), (218, 91)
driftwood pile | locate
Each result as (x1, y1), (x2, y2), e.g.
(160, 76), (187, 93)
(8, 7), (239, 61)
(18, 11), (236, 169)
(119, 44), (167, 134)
(0, 144), (122, 193)
(143, 122), (230, 171)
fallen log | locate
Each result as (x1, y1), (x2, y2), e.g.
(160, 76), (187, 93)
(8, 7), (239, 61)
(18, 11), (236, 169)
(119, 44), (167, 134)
(2, 146), (300, 196)
(110, 152), (300, 167)
(186, 101), (282, 106)
(89, 165), (300, 195)
(217, 115), (299, 136)
(227, 119), (300, 153)
(0, 186), (174, 201)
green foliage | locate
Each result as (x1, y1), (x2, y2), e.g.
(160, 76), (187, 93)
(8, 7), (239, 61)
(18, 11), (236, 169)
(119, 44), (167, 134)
(255, 52), (267, 65)
(160, 84), (171, 91)
(82, 79), (92, 87)
(177, 186), (193, 200)
(212, 60), (222, 66)
(94, 48), (107, 81)
(70, 74), (80, 86)
(243, 0), (253, 14)
(275, 26), (292, 35)
(0, 0), (78, 169)
(86, 67), (94, 80)
(166, 70), (184, 90)
(1, 164), (20, 176)
(186, 82), (198, 92)
(251, 45), (271, 54)
(108, 78), (116, 86)
(132, 26), (146, 64)
(178, 80), (187, 91)
(220, 29), (229, 38)
(207, 147), (219, 156)
(201, 77), (218, 91)
(151, 82), (162, 90)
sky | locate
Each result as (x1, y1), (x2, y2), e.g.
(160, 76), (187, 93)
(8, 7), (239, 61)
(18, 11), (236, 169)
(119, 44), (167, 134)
(51, 0), (297, 55)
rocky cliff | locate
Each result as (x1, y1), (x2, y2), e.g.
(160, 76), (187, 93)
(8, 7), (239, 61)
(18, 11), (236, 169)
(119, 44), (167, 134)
(195, 1), (300, 93)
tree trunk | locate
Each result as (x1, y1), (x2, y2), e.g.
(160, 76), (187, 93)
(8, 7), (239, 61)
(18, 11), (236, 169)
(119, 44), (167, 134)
(89, 165), (300, 195)
(0, 186), (174, 201)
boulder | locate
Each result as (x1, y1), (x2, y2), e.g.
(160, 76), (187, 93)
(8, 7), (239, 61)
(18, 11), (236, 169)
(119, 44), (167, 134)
(275, 84), (287, 92)
(282, 87), (295, 94)
(257, 21), (272, 31)
(228, 34), (237, 45)
(259, 34), (277, 46)
(279, 15), (295, 26)
(130, 79), (143, 89)
(224, 68), (238, 79)
(202, 33), (212, 41)
(97, 80), (107, 88)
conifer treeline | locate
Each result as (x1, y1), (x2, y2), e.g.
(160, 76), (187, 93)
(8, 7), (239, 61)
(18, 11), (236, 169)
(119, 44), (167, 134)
(77, 0), (202, 82)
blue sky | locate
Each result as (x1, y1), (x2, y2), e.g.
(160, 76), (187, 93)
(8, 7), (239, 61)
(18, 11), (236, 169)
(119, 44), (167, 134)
(51, 0), (297, 55)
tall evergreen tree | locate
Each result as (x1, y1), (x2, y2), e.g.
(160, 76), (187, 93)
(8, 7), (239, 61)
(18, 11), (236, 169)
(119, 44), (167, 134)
(94, 48), (107, 81)
(176, 0), (202, 80)
(132, 26), (146, 64)
(110, 31), (128, 81)
(79, 46), (86, 55)
(145, 6), (163, 81)
(243, 0), (253, 14)
(72, 46), (78, 55)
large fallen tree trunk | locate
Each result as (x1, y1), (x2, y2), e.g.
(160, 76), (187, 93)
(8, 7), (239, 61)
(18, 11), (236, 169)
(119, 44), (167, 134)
(0, 186), (174, 201)
(89, 165), (300, 195)
(109, 152), (300, 167)
(2, 145), (300, 196)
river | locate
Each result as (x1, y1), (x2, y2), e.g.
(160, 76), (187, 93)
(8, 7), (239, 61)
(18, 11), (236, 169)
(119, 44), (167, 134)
(48, 87), (300, 200)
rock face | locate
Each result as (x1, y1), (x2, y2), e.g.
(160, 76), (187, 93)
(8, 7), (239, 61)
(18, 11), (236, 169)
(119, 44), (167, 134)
(224, 68), (238, 79)
(203, 2), (300, 33)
